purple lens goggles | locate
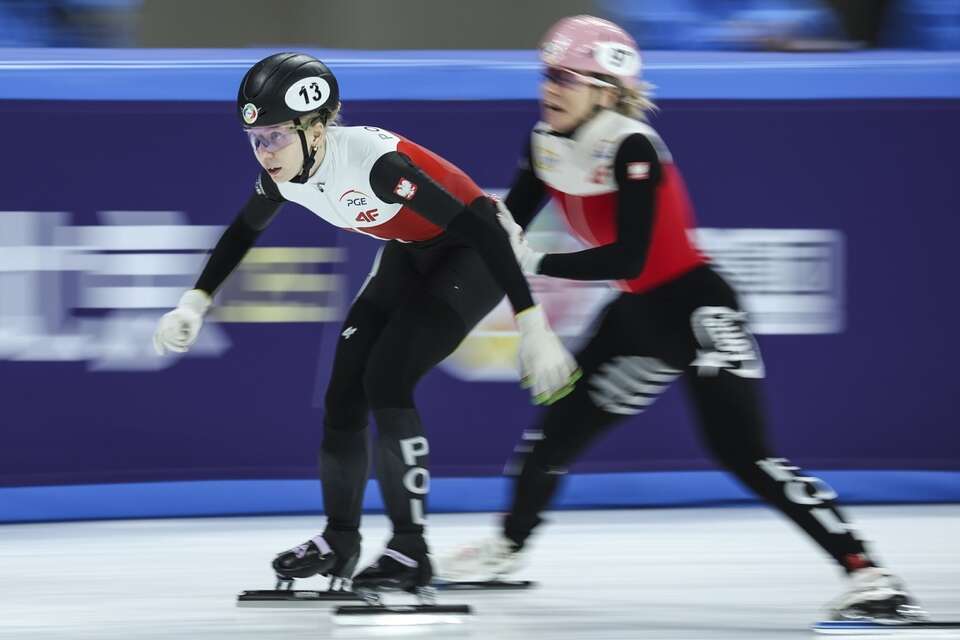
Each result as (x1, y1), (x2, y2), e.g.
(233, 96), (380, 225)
(542, 66), (615, 88)
(245, 124), (299, 153)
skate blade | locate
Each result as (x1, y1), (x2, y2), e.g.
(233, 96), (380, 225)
(434, 579), (535, 591)
(813, 620), (960, 635)
(333, 604), (471, 626)
(236, 589), (360, 607)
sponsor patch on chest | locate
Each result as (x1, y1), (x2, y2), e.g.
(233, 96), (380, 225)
(339, 189), (381, 224)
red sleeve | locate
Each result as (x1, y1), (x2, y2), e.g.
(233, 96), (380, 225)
(396, 138), (485, 205)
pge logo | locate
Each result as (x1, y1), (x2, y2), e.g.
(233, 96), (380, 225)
(340, 189), (380, 223)
(340, 189), (371, 208)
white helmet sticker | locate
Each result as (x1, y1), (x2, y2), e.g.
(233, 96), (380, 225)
(593, 41), (640, 76)
(541, 35), (571, 65)
(241, 102), (259, 125)
(284, 76), (332, 112)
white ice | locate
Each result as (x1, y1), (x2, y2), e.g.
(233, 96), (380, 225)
(1, 505), (958, 639)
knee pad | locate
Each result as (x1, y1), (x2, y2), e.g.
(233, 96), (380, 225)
(321, 425), (368, 454)
(323, 395), (368, 434)
(362, 359), (414, 410)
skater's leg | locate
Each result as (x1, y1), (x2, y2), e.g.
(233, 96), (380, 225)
(352, 292), (495, 592)
(272, 300), (386, 583)
(684, 304), (927, 621)
(683, 309), (871, 572)
(353, 243), (506, 593)
(274, 245), (415, 583)
(366, 243), (504, 541)
(364, 293), (470, 544)
(504, 358), (684, 546)
(502, 384), (625, 547)
(320, 298), (387, 534)
(504, 294), (683, 548)
(444, 300), (684, 574)
(320, 244), (418, 536)
(438, 295), (684, 580)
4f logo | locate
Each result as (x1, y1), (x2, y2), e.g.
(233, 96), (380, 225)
(355, 210), (379, 223)
(393, 178), (418, 200)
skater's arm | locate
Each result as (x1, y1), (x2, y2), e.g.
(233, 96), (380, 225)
(369, 151), (535, 313)
(153, 173), (284, 355)
(195, 171), (285, 295)
(537, 134), (661, 281)
(503, 140), (548, 231)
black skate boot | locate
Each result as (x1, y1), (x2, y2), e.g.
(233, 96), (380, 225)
(236, 529), (362, 606)
(334, 534), (472, 624)
(272, 529), (361, 591)
(351, 534), (434, 604)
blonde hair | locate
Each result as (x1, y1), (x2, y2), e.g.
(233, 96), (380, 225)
(597, 75), (657, 120)
(324, 102), (343, 127)
(302, 102), (342, 129)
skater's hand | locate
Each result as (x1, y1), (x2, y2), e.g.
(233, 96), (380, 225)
(152, 289), (211, 355)
(495, 200), (543, 276)
(516, 305), (581, 405)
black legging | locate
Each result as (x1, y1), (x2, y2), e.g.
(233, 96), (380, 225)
(503, 265), (873, 572)
(320, 237), (504, 552)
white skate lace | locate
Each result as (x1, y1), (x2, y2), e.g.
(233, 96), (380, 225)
(290, 535), (332, 559)
(383, 548), (419, 568)
(310, 535), (332, 556)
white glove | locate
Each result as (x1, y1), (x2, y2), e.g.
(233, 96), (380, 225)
(516, 305), (581, 405)
(495, 200), (544, 276)
(153, 289), (211, 355)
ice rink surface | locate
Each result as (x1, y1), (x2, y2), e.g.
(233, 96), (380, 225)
(2, 505), (957, 639)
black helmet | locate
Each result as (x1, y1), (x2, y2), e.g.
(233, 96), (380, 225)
(238, 52), (340, 128)
(238, 52), (340, 183)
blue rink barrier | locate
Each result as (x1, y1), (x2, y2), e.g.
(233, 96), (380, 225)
(0, 49), (958, 100)
(2, 471), (959, 524)
(1, 49), (958, 522)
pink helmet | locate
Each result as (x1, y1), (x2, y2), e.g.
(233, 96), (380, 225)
(539, 15), (641, 87)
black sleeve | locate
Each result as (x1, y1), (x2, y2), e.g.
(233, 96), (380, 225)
(503, 138), (548, 231)
(538, 134), (661, 281)
(370, 151), (535, 313)
(194, 171), (285, 295)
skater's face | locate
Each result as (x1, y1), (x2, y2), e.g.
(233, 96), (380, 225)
(246, 118), (327, 183)
(540, 66), (616, 133)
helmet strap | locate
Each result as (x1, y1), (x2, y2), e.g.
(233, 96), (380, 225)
(291, 117), (317, 184)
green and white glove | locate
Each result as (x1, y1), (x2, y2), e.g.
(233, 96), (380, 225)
(516, 305), (581, 405)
